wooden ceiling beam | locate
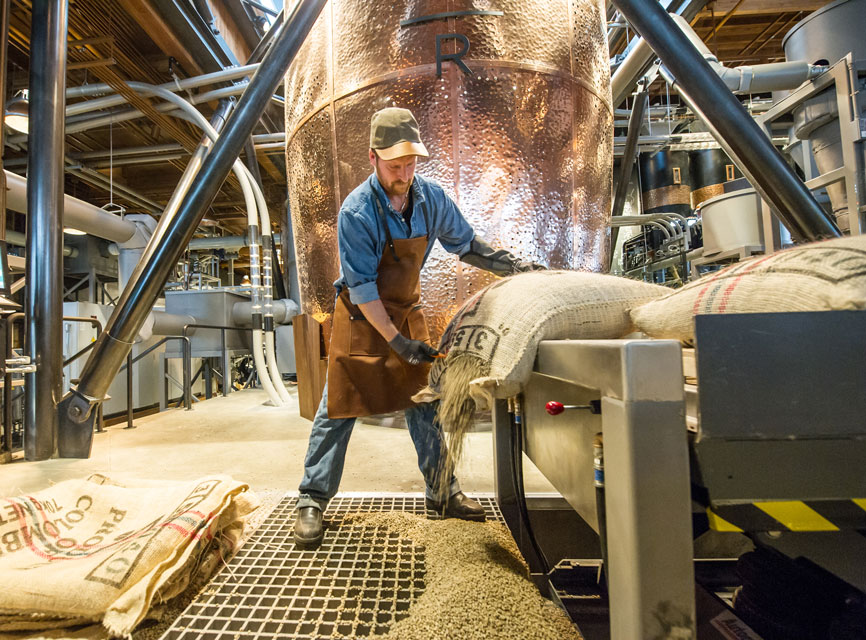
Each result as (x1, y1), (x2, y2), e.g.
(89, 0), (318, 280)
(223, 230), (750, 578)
(701, 0), (747, 38)
(116, 0), (205, 76)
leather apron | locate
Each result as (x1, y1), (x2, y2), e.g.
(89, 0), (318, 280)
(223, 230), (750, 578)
(326, 195), (432, 419)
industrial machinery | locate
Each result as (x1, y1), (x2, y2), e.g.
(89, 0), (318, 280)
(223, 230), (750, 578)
(611, 0), (865, 284)
(498, 0), (866, 637)
(493, 310), (866, 639)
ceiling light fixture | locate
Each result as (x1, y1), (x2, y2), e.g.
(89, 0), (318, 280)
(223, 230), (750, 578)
(5, 93), (29, 134)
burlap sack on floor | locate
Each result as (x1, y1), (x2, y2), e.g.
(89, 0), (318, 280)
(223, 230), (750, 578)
(0, 474), (259, 637)
(413, 271), (667, 499)
(630, 234), (866, 342)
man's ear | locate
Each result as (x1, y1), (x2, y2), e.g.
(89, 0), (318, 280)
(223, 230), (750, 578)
(369, 149), (377, 167)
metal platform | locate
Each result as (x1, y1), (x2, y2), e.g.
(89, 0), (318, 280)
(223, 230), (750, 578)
(160, 494), (504, 640)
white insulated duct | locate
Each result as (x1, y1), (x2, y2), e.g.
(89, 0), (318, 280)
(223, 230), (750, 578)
(4, 169), (137, 243)
(119, 81), (287, 408)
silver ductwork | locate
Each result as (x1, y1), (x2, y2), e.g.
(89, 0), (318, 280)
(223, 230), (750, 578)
(187, 232), (282, 251)
(4, 169), (137, 243)
(116, 214), (158, 291)
(670, 14), (826, 95)
(784, 0), (866, 232)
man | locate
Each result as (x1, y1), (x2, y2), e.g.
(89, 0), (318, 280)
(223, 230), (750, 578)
(294, 107), (542, 548)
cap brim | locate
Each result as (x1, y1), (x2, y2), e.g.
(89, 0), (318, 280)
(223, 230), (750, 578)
(375, 140), (429, 161)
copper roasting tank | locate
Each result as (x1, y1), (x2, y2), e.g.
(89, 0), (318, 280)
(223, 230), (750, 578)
(285, 0), (612, 340)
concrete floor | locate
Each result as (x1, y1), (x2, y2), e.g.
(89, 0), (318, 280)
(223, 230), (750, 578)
(0, 386), (556, 498)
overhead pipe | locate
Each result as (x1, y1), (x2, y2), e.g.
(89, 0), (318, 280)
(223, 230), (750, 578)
(65, 64), (260, 101)
(5, 82), (252, 147)
(5, 133), (287, 166)
(146, 298), (299, 339)
(56, 0), (327, 456)
(118, 83), (286, 407)
(5, 230), (76, 257)
(670, 15), (826, 94)
(188, 231), (282, 251)
(611, 38), (655, 108)
(61, 83), (252, 136)
(25, 0), (67, 461)
(611, 0), (840, 242)
(610, 0), (707, 108)
(4, 170), (137, 243)
(63, 162), (164, 214)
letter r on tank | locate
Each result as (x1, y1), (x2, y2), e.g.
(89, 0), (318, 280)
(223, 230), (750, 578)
(436, 34), (471, 77)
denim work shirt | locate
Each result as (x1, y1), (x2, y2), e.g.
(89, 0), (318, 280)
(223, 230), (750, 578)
(335, 173), (475, 305)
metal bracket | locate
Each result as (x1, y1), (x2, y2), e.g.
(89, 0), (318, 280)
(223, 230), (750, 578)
(56, 388), (100, 458)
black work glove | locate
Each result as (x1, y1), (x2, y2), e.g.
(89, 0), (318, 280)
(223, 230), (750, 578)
(512, 260), (547, 273)
(389, 333), (439, 365)
(460, 237), (547, 276)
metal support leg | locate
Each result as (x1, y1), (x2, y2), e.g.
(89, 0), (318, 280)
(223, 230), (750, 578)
(2, 316), (11, 462)
(183, 341), (192, 411)
(26, 0), (68, 460)
(204, 358), (212, 399)
(88, 268), (97, 303)
(125, 351), (135, 429)
(221, 329), (230, 396)
(160, 352), (167, 411)
(602, 397), (694, 639)
(530, 339), (695, 639)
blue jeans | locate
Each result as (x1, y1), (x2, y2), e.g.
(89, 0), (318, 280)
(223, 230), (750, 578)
(297, 379), (460, 511)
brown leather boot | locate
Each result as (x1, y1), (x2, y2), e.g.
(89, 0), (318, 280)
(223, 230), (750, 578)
(293, 506), (324, 548)
(425, 491), (486, 521)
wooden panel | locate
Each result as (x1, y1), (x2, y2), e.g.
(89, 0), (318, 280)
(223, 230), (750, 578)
(293, 313), (328, 421)
(696, 0), (823, 15)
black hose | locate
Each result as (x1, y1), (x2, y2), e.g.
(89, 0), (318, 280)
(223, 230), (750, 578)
(510, 406), (551, 579)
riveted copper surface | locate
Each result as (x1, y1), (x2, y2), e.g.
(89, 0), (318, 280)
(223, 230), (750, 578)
(286, 0), (612, 341)
(287, 109), (340, 323)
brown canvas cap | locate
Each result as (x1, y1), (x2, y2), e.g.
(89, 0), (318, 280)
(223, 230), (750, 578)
(370, 107), (429, 160)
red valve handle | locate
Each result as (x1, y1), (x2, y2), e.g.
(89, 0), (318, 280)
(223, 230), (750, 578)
(545, 401), (565, 416)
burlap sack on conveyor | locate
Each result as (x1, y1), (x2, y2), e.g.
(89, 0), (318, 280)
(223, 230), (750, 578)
(0, 474), (259, 637)
(630, 233), (866, 342)
(412, 271), (668, 496)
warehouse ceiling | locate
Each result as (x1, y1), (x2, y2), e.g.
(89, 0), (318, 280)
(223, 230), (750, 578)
(609, 0), (828, 61)
(1, 0), (830, 239)
(3, 0), (285, 237)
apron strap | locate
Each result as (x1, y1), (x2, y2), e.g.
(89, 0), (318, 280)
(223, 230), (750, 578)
(419, 195), (430, 238)
(374, 195), (400, 263)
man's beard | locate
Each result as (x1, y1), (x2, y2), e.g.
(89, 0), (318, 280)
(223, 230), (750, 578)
(389, 180), (410, 195)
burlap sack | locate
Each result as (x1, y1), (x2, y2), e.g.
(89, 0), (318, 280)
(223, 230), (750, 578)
(630, 234), (866, 342)
(0, 474), (259, 636)
(413, 271), (667, 500)
(416, 271), (668, 411)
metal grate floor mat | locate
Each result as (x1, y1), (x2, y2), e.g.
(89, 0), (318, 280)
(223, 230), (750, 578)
(160, 494), (503, 640)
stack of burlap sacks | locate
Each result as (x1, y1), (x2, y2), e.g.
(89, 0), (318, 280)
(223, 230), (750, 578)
(0, 474), (258, 638)
(422, 234), (866, 485)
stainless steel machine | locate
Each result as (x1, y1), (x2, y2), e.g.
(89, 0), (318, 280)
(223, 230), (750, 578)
(494, 310), (866, 639)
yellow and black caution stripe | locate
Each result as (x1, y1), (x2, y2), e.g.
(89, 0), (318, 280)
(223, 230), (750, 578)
(707, 499), (866, 533)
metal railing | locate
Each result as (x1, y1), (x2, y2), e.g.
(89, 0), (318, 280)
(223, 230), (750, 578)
(180, 323), (252, 410)
(118, 335), (191, 429)
(2, 314), (106, 457)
